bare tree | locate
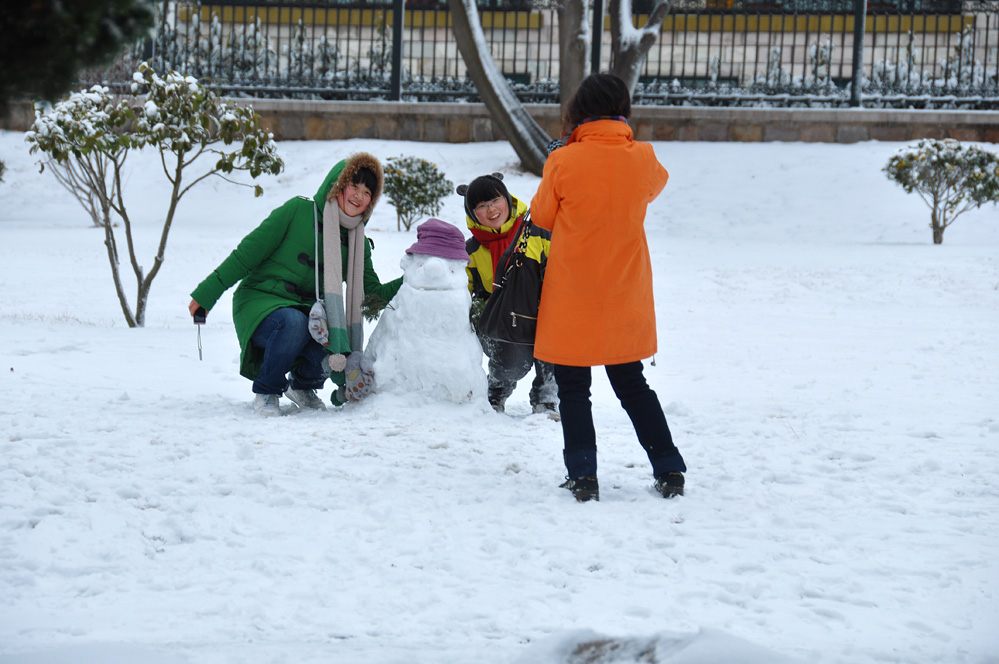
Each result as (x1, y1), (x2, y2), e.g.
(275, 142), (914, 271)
(446, 0), (551, 176)
(27, 63), (283, 327)
(607, 0), (673, 93)
(447, 0), (667, 165)
(558, 0), (593, 107)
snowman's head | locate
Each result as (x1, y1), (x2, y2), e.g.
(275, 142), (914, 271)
(401, 219), (468, 292)
(400, 253), (467, 291)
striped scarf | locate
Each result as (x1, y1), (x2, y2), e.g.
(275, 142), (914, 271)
(322, 200), (366, 354)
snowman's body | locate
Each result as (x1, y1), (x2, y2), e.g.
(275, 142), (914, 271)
(367, 253), (487, 403)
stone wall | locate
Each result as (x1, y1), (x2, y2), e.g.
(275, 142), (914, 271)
(4, 99), (997, 143)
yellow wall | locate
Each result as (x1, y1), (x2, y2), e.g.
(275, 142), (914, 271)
(178, 5), (543, 29)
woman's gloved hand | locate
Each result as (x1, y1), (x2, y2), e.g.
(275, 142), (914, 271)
(344, 351), (375, 401)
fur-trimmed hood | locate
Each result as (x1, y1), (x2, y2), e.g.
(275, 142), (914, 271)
(315, 152), (383, 221)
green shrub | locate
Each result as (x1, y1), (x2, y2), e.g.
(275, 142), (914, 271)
(884, 139), (999, 244)
(383, 156), (453, 231)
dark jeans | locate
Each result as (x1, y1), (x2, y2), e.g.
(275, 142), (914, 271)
(479, 335), (557, 407)
(555, 362), (686, 480)
(250, 307), (328, 395)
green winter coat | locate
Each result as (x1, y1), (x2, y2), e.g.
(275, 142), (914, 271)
(191, 153), (402, 383)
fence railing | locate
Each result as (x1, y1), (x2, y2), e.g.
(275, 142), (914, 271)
(85, 0), (998, 108)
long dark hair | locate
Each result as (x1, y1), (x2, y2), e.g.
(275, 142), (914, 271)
(562, 73), (631, 137)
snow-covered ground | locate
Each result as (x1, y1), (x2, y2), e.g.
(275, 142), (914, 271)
(1, 131), (997, 664)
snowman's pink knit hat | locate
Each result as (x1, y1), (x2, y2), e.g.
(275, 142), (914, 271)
(406, 219), (469, 263)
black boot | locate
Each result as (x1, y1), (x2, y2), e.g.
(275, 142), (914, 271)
(560, 476), (599, 502)
(653, 472), (684, 498)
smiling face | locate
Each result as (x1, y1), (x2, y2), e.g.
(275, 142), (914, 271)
(472, 195), (510, 230)
(337, 182), (372, 217)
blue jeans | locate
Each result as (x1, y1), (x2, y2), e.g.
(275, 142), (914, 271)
(555, 362), (687, 480)
(249, 307), (328, 395)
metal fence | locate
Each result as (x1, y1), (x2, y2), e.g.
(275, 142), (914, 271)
(90, 0), (998, 108)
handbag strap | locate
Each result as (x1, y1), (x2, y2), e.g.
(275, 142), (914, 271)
(494, 212), (532, 278)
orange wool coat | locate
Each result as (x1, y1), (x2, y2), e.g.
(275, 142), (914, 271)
(530, 119), (668, 366)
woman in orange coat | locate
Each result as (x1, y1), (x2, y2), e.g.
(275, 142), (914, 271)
(531, 73), (686, 502)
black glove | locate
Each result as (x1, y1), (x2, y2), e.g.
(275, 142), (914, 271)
(547, 138), (564, 155)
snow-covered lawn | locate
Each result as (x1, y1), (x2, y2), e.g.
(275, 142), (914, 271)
(1, 131), (996, 664)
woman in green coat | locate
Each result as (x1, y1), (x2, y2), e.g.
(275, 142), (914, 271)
(188, 153), (402, 415)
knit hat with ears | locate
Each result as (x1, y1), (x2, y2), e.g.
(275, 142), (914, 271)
(456, 172), (514, 221)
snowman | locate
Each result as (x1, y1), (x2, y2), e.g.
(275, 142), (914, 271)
(367, 218), (488, 404)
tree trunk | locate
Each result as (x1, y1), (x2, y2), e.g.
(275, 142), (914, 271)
(608, 0), (673, 94)
(446, 0), (550, 176)
(134, 152), (186, 327)
(103, 212), (139, 328)
(931, 200), (945, 245)
(559, 0), (592, 109)
(932, 213), (945, 244)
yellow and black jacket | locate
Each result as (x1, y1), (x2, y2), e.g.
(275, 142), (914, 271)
(465, 196), (551, 301)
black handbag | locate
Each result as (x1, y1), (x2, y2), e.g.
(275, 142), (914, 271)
(476, 215), (543, 345)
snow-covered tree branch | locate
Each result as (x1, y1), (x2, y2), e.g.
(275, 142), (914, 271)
(446, 0), (551, 176)
(608, 0), (673, 94)
(25, 63), (284, 327)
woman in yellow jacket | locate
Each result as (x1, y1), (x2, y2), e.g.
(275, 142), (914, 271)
(531, 73), (687, 502)
(460, 173), (557, 418)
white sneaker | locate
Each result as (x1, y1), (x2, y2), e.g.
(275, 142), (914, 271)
(254, 393), (282, 417)
(285, 387), (327, 411)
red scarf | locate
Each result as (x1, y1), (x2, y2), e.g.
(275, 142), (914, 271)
(470, 214), (524, 276)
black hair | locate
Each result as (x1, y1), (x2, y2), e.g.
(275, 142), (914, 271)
(352, 166), (378, 193)
(563, 73), (631, 136)
(456, 173), (513, 221)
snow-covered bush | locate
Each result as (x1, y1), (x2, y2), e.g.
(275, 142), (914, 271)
(367, 14), (393, 79)
(869, 26), (996, 98)
(870, 32), (927, 93)
(191, 14), (226, 81)
(313, 36), (342, 81)
(226, 18), (275, 79)
(0, 159), (5, 183)
(707, 55), (721, 88)
(807, 39), (834, 90)
(383, 156), (454, 232)
(25, 62), (284, 326)
(940, 26), (985, 90)
(284, 21), (341, 85)
(883, 139), (999, 245)
(758, 47), (790, 90)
